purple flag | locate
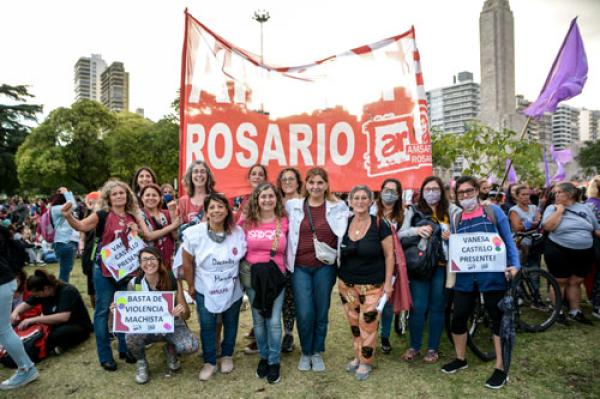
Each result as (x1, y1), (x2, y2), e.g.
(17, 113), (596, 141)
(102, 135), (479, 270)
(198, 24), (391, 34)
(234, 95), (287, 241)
(543, 148), (551, 187)
(505, 159), (518, 184)
(523, 18), (588, 118)
(550, 145), (573, 182)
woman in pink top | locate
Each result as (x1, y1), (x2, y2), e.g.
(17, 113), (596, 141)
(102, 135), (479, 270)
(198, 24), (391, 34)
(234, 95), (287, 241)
(240, 182), (288, 384)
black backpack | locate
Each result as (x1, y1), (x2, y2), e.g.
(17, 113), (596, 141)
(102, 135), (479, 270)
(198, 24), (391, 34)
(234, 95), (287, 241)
(400, 206), (444, 280)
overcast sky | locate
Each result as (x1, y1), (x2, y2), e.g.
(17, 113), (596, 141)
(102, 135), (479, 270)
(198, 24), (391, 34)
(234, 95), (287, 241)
(1, 0), (598, 121)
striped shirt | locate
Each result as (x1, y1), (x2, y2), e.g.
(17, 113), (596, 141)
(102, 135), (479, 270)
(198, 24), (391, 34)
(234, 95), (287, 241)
(295, 202), (337, 267)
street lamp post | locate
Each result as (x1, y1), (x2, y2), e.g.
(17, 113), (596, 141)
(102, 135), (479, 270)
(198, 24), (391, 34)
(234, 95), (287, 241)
(253, 10), (270, 113)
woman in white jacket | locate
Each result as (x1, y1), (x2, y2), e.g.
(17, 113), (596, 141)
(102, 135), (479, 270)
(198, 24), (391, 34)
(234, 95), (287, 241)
(285, 167), (348, 372)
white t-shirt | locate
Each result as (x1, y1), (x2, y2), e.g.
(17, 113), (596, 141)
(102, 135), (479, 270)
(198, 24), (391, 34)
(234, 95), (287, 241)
(182, 223), (247, 296)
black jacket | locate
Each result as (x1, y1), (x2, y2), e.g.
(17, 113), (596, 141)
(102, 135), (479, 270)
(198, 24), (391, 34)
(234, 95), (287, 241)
(250, 261), (286, 318)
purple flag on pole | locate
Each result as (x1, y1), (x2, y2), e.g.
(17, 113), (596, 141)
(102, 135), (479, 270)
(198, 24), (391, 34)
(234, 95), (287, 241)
(550, 145), (573, 182)
(543, 149), (551, 187)
(505, 159), (518, 184)
(523, 18), (588, 118)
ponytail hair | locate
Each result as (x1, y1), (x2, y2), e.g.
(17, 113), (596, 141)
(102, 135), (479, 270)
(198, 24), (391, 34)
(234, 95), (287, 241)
(26, 269), (61, 292)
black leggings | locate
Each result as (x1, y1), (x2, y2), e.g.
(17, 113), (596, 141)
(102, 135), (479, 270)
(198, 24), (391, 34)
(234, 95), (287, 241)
(47, 324), (90, 351)
(450, 290), (504, 336)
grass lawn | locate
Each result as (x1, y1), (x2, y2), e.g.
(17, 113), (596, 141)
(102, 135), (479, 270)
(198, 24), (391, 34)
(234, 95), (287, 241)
(2, 261), (598, 398)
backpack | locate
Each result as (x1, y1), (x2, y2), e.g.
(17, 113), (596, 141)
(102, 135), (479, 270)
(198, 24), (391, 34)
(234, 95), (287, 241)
(452, 204), (498, 233)
(39, 210), (56, 243)
(0, 324), (51, 368)
(400, 206), (445, 280)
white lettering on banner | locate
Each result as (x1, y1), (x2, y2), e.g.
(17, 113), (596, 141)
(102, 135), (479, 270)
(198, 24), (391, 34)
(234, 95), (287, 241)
(186, 121), (357, 168)
(449, 232), (506, 273)
(289, 124), (313, 166)
(208, 123), (233, 169)
(235, 123), (259, 167)
(261, 124), (287, 165)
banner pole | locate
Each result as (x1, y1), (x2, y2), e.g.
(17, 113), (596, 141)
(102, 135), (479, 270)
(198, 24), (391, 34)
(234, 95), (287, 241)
(495, 116), (532, 198)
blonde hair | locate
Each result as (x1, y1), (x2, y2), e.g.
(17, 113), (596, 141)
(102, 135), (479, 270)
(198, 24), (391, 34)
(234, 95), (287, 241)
(99, 180), (140, 216)
(243, 182), (286, 228)
(586, 175), (600, 199)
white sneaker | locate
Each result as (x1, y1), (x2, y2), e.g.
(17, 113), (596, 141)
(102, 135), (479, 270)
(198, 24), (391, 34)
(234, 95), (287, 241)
(134, 360), (149, 384)
(298, 354), (311, 371)
(311, 353), (325, 372)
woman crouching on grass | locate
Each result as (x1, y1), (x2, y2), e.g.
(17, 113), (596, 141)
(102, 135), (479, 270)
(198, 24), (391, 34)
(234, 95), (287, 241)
(123, 247), (198, 384)
(338, 185), (394, 381)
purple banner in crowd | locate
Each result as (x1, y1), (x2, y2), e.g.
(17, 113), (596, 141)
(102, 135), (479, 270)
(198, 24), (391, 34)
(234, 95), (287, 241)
(550, 145), (573, 182)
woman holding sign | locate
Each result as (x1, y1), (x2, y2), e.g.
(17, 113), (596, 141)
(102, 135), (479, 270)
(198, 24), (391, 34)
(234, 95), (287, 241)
(181, 193), (246, 381)
(442, 176), (519, 390)
(240, 182), (288, 384)
(124, 247), (198, 384)
(338, 185), (394, 381)
(286, 167), (348, 372)
(62, 180), (152, 371)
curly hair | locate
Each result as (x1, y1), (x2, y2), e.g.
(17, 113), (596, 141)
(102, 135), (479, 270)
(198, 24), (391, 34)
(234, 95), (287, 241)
(276, 167), (303, 197)
(98, 180), (140, 216)
(244, 182), (286, 228)
(183, 160), (216, 197)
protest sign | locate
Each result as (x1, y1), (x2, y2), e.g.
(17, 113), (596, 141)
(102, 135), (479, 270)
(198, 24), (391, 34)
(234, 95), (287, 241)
(101, 232), (146, 281)
(449, 232), (506, 273)
(180, 10), (432, 196)
(113, 291), (175, 334)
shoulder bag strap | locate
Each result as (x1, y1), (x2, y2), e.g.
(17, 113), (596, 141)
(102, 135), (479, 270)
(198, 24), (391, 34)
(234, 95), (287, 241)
(269, 218), (282, 258)
(304, 202), (317, 238)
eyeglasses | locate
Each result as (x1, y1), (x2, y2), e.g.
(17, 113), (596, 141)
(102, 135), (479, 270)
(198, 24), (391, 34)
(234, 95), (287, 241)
(140, 256), (158, 263)
(423, 187), (441, 193)
(281, 177), (296, 183)
(456, 188), (476, 198)
(192, 169), (208, 175)
(382, 188), (397, 194)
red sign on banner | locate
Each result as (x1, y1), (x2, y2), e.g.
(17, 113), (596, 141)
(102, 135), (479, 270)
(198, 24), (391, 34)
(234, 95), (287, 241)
(180, 10), (432, 196)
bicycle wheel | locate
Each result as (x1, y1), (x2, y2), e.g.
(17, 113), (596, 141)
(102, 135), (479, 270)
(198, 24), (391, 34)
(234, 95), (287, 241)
(514, 268), (562, 332)
(465, 295), (496, 362)
(394, 311), (408, 336)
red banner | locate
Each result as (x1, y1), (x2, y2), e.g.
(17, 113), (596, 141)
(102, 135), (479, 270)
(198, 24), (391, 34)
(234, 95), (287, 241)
(180, 10), (432, 196)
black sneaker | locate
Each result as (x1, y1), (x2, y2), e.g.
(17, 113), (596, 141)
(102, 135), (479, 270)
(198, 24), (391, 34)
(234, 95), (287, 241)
(281, 334), (294, 353)
(556, 313), (571, 326)
(381, 337), (392, 354)
(119, 351), (136, 364)
(256, 358), (269, 379)
(441, 358), (468, 374)
(570, 311), (593, 325)
(485, 368), (508, 389)
(267, 363), (281, 384)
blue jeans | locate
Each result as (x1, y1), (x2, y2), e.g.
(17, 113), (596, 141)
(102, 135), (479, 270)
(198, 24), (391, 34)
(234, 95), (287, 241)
(54, 241), (77, 282)
(408, 267), (447, 351)
(0, 280), (34, 370)
(195, 293), (242, 365)
(246, 287), (285, 365)
(379, 302), (393, 338)
(93, 265), (129, 364)
(292, 264), (336, 356)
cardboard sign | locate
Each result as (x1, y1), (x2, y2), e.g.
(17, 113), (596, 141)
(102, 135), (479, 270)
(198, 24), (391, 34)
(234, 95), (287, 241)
(101, 233), (146, 281)
(113, 291), (175, 334)
(449, 232), (506, 273)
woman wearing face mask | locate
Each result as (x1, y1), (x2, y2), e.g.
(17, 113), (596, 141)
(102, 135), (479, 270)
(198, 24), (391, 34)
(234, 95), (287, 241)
(339, 185), (394, 380)
(286, 167), (348, 372)
(276, 168), (303, 353)
(400, 176), (450, 364)
(160, 184), (176, 210)
(373, 179), (404, 355)
(442, 176), (520, 390)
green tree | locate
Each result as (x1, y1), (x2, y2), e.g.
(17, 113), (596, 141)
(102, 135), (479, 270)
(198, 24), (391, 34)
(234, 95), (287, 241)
(577, 140), (600, 176)
(431, 123), (544, 186)
(0, 84), (42, 194)
(16, 100), (116, 193)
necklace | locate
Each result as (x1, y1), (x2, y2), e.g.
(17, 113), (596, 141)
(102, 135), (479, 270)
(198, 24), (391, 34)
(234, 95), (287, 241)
(207, 224), (226, 243)
(351, 217), (370, 237)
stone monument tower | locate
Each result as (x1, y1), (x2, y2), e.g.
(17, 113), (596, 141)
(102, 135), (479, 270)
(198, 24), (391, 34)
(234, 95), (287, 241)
(479, 0), (525, 132)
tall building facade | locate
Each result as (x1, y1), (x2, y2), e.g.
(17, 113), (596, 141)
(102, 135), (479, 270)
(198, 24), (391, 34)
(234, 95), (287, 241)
(552, 104), (580, 150)
(101, 62), (129, 112)
(579, 109), (600, 143)
(74, 54), (106, 102)
(426, 71), (480, 134)
(478, 0), (524, 132)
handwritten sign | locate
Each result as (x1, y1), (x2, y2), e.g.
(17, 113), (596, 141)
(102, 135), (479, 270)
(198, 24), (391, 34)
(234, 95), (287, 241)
(449, 232), (506, 273)
(101, 233), (146, 281)
(113, 291), (175, 334)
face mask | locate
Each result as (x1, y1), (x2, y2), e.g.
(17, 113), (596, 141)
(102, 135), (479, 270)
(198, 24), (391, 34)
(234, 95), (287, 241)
(459, 197), (479, 212)
(381, 191), (399, 205)
(163, 194), (173, 203)
(423, 191), (441, 205)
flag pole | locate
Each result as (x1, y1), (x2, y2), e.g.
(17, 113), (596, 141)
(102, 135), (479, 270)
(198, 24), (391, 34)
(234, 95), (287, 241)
(495, 116), (532, 198)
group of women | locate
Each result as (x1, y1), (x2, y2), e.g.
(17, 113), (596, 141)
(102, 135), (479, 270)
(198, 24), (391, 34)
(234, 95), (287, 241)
(1, 162), (529, 391)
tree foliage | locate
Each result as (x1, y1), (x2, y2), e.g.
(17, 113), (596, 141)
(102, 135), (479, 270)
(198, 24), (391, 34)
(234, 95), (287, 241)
(431, 123), (544, 186)
(0, 84), (42, 194)
(577, 140), (600, 176)
(16, 100), (179, 194)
